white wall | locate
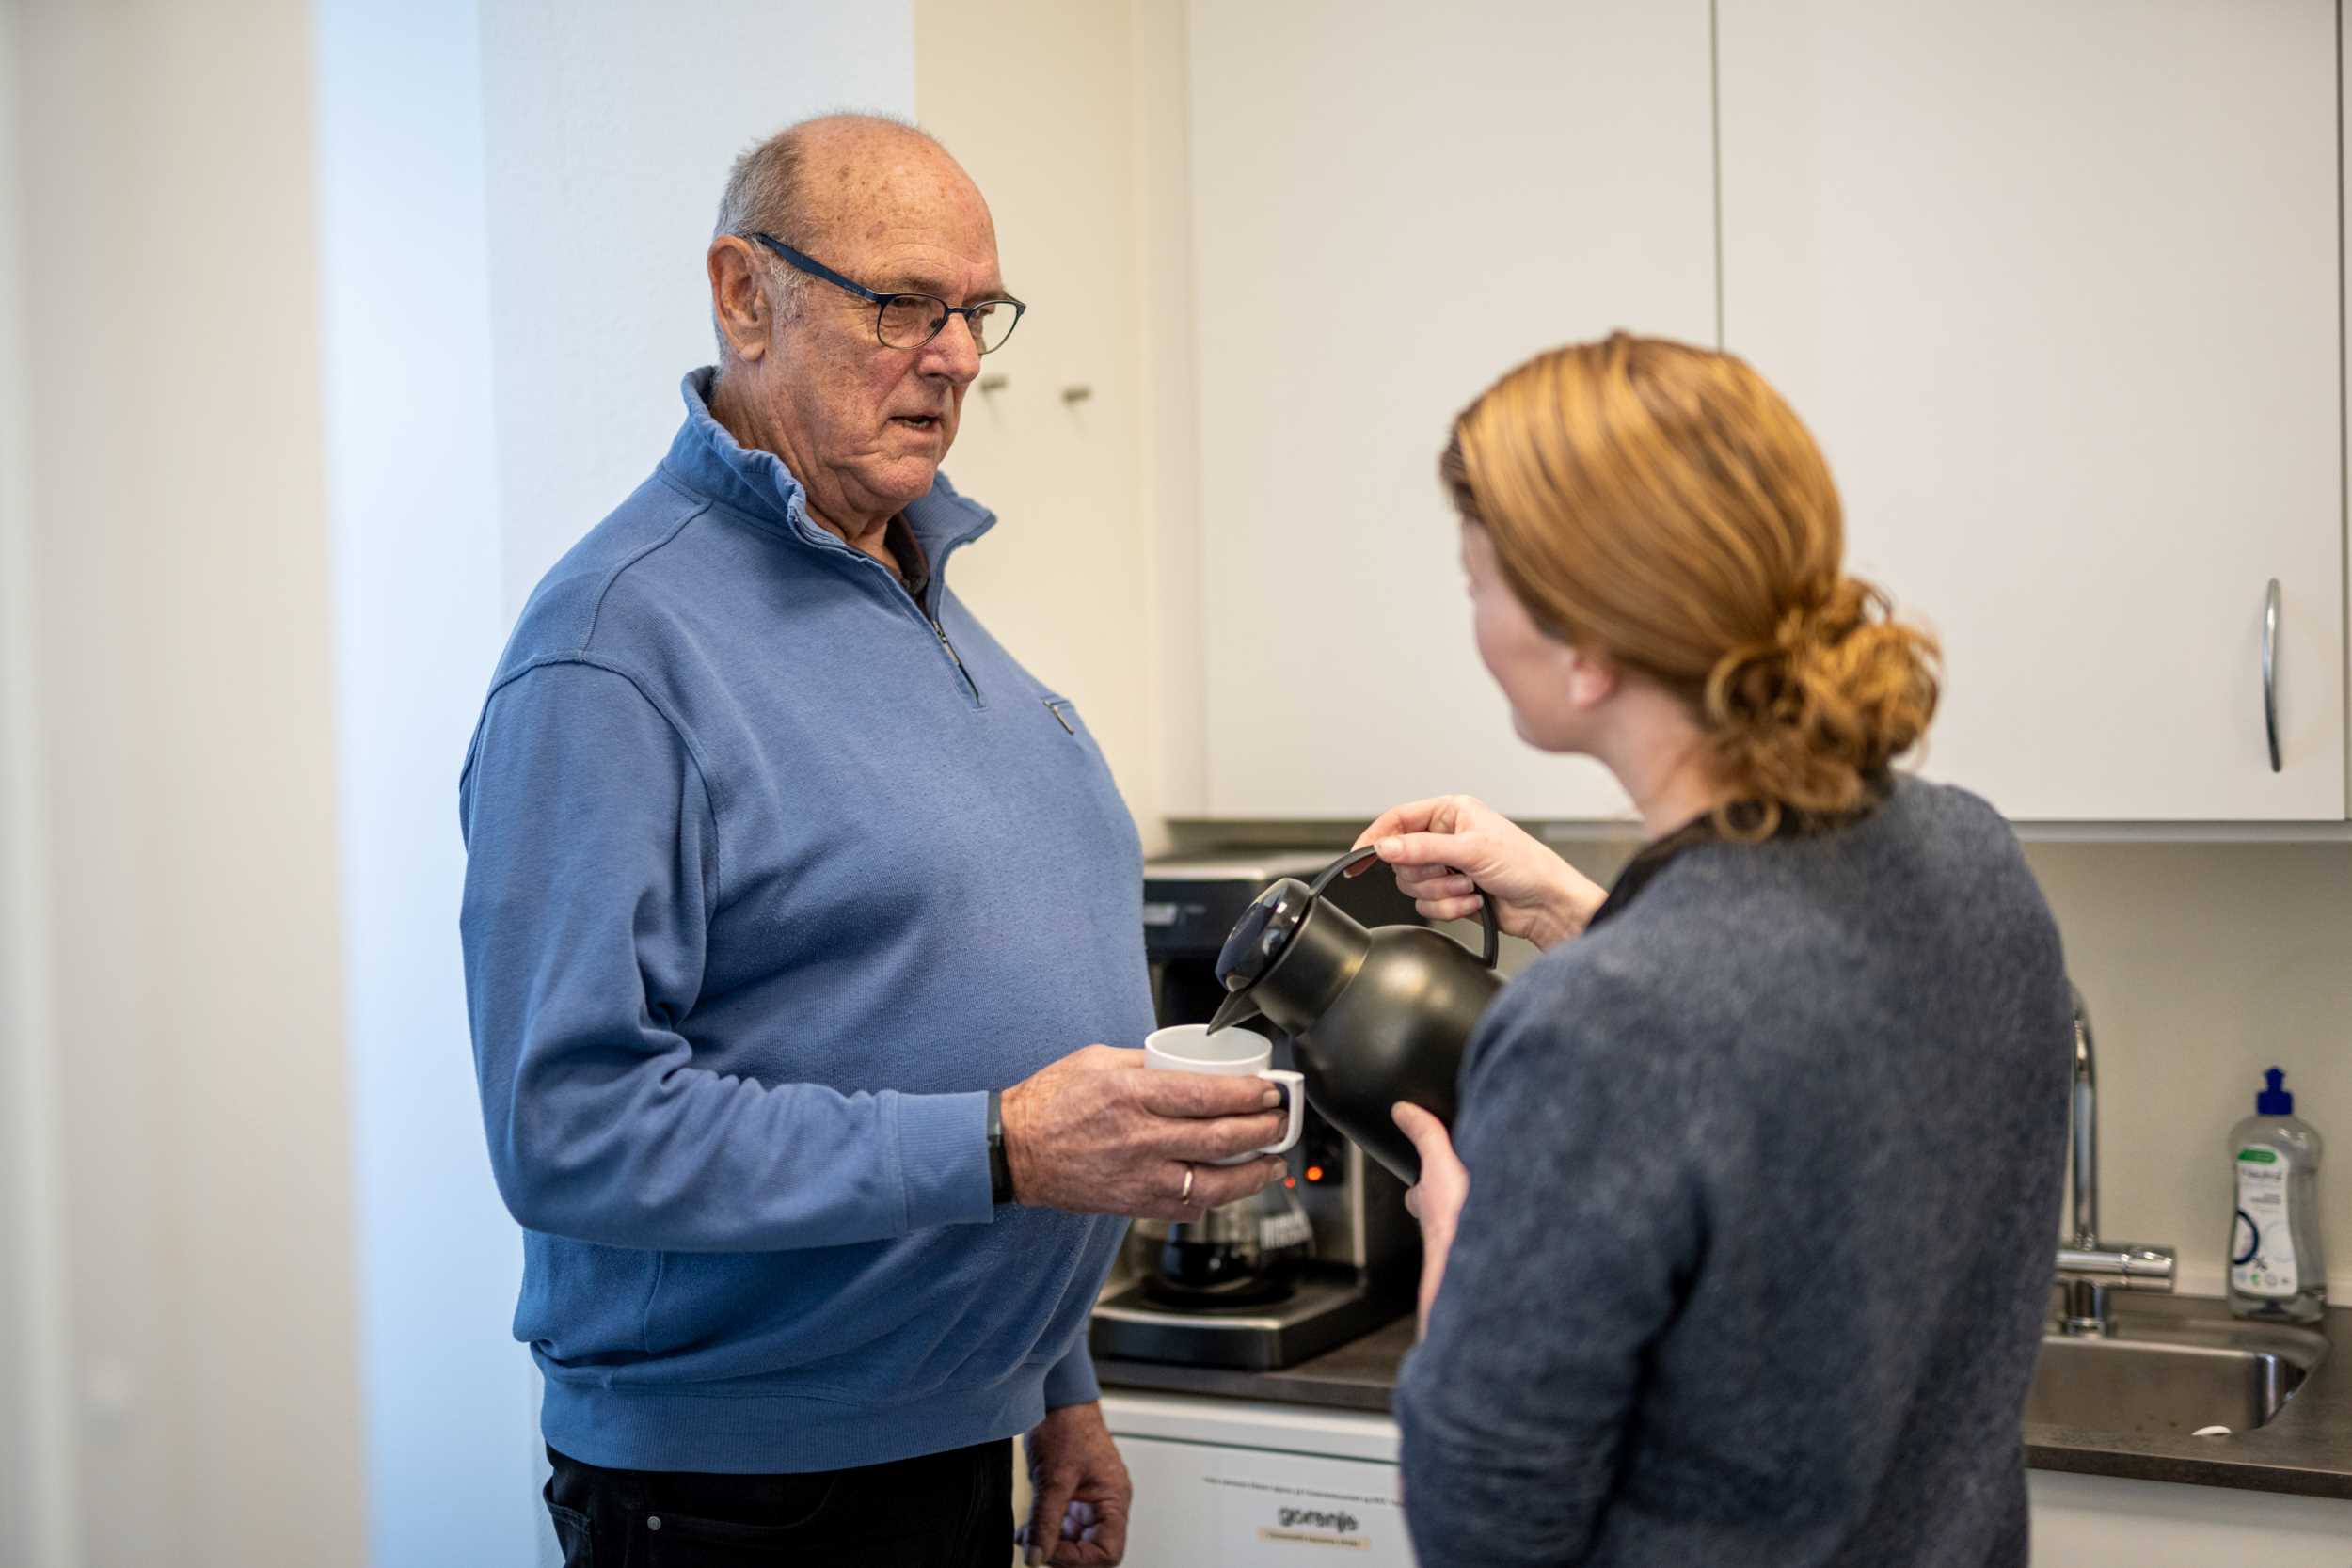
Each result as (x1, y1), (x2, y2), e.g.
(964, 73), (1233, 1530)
(312, 4), (529, 1565)
(477, 0), (916, 610)
(317, 5), (914, 1567)
(8, 4), (364, 1564)
(2024, 840), (2352, 1299)
(0, 7), (79, 1565)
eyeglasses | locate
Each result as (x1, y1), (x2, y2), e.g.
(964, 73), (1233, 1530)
(750, 233), (1025, 355)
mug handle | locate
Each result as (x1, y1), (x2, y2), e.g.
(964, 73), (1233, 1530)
(1256, 1069), (1306, 1155)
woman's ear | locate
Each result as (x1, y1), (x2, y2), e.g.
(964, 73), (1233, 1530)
(1560, 642), (1621, 713)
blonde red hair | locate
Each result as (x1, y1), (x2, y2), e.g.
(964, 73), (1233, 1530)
(1442, 333), (1939, 836)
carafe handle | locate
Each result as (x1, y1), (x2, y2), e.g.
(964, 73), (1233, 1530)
(1310, 846), (1500, 969)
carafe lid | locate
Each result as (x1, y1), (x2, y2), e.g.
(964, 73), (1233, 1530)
(2257, 1066), (2294, 1117)
(1215, 878), (1314, 994)
(1207, 877), (1315, 1033)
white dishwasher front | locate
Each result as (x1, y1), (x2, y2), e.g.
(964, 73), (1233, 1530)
(1101, 1390), (1413, 1567)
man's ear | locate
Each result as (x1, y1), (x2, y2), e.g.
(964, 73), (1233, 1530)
(707, 236), (771, 363)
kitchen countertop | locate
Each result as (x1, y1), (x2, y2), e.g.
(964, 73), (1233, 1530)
(1099, 1311), (1418, 1418)
(1097, 1294), (2352, 1499)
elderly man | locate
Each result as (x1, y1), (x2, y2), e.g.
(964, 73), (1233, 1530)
(459, 114), (1285, 1568)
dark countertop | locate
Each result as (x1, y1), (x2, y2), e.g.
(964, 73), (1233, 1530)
(1099, 1312), (1419, 1417)
(2019, 1294), (2352, 1499)
(1097, 1294), (2352, 1500)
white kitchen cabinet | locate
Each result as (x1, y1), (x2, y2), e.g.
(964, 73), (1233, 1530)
(1718, 0), (2345, 821)
(1187, 0), (1715, 822)
(1103, 1392), (1411, 1567)
(1104, 1393), (2352, 1565)
(2027, 1470), (2352, 1562)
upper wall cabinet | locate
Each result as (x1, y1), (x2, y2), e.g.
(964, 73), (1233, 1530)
(1719, 0), (2345, 821)
(1188, 0), (1716, 821)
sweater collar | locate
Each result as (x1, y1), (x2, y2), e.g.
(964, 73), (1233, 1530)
(660, 367), (997, 565)
(1586, 773), (1898, 930)
(1585, 814), (1726, 931)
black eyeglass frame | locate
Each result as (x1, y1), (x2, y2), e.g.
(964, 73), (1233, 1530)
(749, 232), (1025, 355)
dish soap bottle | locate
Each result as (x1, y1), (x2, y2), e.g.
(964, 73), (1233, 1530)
(2228, 1068), (2325, 1324)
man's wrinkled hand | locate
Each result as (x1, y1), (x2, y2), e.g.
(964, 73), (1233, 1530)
(1001, 1045), (1289, 1219)
(1021, 1401), (1131, 1566)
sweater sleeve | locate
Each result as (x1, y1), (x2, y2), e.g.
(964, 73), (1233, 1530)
(459, 658), (993, 1252)
(1042, 1338), (1102, 1410)
(1393, 966), (1704, 1568)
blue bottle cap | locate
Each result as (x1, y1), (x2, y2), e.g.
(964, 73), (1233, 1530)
(2257, 1067), (2294, 1117)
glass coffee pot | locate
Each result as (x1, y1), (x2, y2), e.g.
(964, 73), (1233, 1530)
(1132, 1175), (1315, 1308)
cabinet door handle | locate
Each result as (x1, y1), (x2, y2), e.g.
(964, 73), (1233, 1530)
(2262, 578), (2281, 773)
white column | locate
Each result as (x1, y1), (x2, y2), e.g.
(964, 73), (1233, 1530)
(0, 6), (81, 1562)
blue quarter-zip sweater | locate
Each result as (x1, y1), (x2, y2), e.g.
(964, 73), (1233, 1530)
(458, 369), (1153, 1473)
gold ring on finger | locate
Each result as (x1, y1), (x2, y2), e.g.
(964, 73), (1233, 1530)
(1178, 1164), (1195, 1204)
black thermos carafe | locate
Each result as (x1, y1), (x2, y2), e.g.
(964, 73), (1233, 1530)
(1209, 847), (1504, 1182)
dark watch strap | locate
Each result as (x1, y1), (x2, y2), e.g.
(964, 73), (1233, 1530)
(986, 1089), (1016, 1205)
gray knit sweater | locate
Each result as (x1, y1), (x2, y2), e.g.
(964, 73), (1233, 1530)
(1394, 779), (2071, 1568)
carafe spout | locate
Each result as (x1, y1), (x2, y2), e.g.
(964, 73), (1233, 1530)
(1207, 990), (1263, 1035)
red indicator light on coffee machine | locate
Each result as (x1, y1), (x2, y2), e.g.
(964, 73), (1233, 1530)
(1305, 1164), (1326, 1184)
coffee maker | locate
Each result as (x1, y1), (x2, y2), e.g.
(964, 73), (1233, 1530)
(1089, 852), (1422, 1370)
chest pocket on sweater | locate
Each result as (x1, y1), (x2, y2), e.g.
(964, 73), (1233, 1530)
(1036, 693), (1138, 862)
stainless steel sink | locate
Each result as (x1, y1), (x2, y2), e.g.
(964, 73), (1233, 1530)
(2025, 1319), (2330, 1437)
(2031, 996), (2330, 1441)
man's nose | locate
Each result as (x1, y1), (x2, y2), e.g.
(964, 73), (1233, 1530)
(921, 312), (983, 384)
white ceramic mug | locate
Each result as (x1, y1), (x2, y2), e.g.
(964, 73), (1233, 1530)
(1143, 1023), (1306, 1165)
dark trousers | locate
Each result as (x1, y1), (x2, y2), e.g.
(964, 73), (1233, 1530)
(544, 1440), (1014, 1567)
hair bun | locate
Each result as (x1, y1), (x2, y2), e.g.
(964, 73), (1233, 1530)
(1704, 577), (1940, 832)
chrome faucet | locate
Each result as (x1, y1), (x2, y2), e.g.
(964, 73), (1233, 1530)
(2053, 984), (2175, 1335)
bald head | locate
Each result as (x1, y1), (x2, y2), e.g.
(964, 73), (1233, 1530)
(712, 114), (993, 346)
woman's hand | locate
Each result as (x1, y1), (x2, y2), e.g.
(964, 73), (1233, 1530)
(1351, 794), (1606, 952)
(1392, 1102), (1470, 1338)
